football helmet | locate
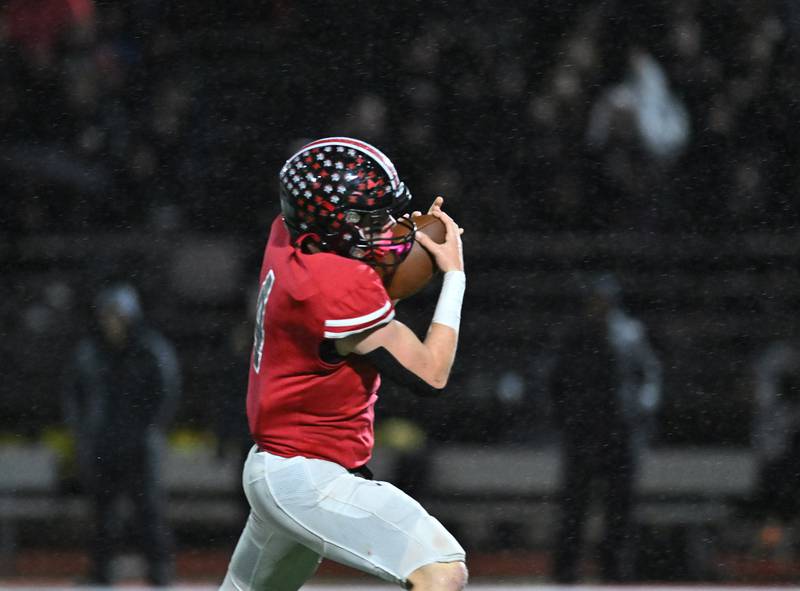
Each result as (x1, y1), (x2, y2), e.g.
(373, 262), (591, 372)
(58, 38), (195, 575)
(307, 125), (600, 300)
(279, 137), (414, 269)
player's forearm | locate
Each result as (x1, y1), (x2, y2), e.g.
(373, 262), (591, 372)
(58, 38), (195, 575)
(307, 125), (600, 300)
(346, 271), (464, 388)
(422, 323), (459, 388)
(423, 270), (465, 388)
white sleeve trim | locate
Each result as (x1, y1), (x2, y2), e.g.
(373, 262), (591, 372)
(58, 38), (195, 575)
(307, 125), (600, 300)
(324, 300), (392, 327)
(324, 310), (395, 339)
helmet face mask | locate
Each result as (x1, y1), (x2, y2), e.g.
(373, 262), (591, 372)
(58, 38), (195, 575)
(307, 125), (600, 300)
(279, 137), (414, 269)
(352, 214), (415, 269)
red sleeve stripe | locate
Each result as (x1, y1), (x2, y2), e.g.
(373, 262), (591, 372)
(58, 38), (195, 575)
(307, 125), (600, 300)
(324, 306), (395, 339)
(324, 300), (392, 327)
(323, 310), (395, 339)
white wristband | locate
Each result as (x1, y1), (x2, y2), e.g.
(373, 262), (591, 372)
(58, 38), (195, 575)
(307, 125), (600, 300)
(432, 270), (466, 332)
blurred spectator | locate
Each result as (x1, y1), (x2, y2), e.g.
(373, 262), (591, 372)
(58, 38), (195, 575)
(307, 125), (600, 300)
(0, 0), (794, 235)
(584, 48), (690, 231)
(0, 0), (796, 506)
(741, 340), (800, 539)
(61, 283), (180, 586)
(586, 49), (690, 162)
(2, 0), (95, 67)
(549, 273), (662, 583)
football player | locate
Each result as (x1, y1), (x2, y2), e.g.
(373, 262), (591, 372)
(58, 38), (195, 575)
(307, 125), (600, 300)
(219, 137), (467, 591)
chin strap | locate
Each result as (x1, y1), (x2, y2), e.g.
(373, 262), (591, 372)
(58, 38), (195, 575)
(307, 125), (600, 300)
(294, 232), (324, 253)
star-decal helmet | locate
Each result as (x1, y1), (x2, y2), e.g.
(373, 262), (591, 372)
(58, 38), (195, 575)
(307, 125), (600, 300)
(279, 137), (414, 269)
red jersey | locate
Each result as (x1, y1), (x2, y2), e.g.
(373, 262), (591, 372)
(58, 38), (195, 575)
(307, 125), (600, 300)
(246, 216), (395, 469)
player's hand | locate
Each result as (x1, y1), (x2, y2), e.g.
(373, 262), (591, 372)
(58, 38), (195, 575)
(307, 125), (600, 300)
(415, 209), (464, 273)
(425, 195), (444, 216)
(407, 195), (444, 219)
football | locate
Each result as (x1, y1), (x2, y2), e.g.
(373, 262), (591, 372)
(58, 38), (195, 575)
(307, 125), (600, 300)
(384, 214), (446, 300)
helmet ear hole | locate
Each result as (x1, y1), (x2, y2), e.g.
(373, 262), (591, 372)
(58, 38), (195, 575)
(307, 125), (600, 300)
(348, 246), (367, 259)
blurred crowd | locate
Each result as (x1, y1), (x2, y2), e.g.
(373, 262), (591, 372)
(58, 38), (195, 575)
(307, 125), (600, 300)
(2, 1), (800, 579)
(1, 0), (798, 237)
(2, 0), (800, 445)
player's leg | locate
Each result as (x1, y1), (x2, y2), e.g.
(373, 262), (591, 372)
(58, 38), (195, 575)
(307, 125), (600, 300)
(219, 446), (322, 591)
(406, 561), (468, 590)
(247, 449), (466, 588)
(219, 509), (322, 591)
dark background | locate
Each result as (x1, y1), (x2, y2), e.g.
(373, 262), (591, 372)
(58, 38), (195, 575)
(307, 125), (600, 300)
(2, 3), (800, 578)
(3, 0), (798, 446)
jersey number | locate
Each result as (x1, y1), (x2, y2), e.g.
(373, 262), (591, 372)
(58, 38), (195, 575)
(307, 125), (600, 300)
(252, 269), (275, 373)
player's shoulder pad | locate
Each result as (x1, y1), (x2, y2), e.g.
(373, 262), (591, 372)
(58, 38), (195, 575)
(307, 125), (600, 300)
(317, 257), (394, 340)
